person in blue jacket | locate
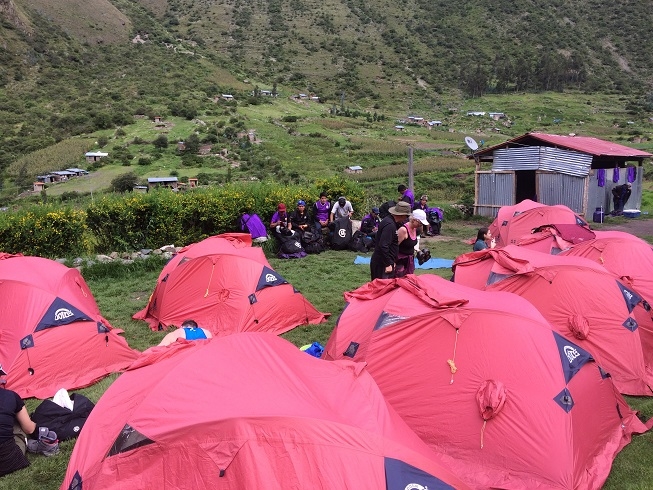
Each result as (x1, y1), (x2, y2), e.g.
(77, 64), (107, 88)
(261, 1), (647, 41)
(159, 319), (213, 346)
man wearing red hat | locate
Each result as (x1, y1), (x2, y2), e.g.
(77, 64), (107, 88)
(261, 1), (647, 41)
(270, 203), (289, 231)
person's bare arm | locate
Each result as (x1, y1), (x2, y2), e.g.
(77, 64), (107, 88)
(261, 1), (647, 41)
(397, 226), (408, 245)
(159, 329), (184, 346)
(16, 406), (36, 435)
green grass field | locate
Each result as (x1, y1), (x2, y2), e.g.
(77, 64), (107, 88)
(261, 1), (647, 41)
(3, 220), (653, 489)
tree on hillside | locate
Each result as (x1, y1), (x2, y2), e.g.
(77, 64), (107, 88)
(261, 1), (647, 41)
(111, 172), (139, 193)
(152, 134), (169, 149)
(184, 133), (201, 154)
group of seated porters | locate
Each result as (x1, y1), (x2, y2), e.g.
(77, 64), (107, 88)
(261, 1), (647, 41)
(240, 188), (444, 259)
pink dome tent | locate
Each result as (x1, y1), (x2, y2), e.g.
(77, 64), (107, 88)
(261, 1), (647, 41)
(133, 234), (328, 336)
(0, 253), (138, 399)
(324, 274), (649, 489)
(489, 200), (591, 247)
(453, 245), (653, 395)
(62, 333), (468, 490)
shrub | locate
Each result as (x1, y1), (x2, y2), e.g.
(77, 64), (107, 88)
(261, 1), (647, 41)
(0, 205), (91, 257)
(152, 134), (168, 149)
(111, 172), (138, 193)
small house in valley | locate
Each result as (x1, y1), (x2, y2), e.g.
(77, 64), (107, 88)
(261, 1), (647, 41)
(470, 132), (652, 217)
(85, 152), (109, 163)
(147, 177), (179, 190)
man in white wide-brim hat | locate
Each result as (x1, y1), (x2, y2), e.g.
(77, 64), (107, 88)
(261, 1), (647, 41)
(370, 201), (412, 280)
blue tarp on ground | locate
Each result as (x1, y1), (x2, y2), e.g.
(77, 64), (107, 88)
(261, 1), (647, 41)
(353, 255), (454, 269)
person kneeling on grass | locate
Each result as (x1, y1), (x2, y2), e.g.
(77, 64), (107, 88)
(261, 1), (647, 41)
(159, 319), (213, 346)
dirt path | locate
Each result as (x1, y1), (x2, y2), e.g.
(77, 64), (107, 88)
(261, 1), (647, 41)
(594, 216), (653, 237)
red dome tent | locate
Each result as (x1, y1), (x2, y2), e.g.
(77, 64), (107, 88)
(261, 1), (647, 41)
(61, 333), (468, 490)
(323, 275), (648, 490)
(133, 234), (328, 335)
(453, 245), (653, 395)
(489, 200), (591, 247)
(560, 230), (653, 303)
(0, 253), (138, 399)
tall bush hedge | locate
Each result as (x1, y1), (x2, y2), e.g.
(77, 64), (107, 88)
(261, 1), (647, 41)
(85, 178), (365, 253)
(0, 179), (365, 256)
(0, 206), (91, 257)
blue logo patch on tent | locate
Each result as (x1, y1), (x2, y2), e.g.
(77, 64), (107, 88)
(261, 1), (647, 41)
(97, 322), (110, 333)
(35, 298), (93, 332)
(255, 266), (288, 291)
(616, 281), (642, 313)
(384, 457), (454, 490)
(552, 331), (593, 383)
(623, 317), (638, 332)
(20, 335), (34, 350)
(343, 341), (360, 358)
(248, 294), (257, 305)
(374, 311), (409, 331)
(554, 387), (575, 413)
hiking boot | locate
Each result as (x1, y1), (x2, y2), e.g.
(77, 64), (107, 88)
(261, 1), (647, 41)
(27, 430), (60, 457)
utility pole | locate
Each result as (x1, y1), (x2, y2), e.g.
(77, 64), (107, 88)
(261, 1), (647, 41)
(407, 146), (414, 191)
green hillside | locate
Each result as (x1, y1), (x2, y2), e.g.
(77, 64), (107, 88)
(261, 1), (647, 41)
(1, 0), (652, 201)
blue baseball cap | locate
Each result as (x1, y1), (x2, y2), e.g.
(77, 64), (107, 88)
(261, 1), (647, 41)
(372, 207), (379, 214)
(297, 200), (306, 206)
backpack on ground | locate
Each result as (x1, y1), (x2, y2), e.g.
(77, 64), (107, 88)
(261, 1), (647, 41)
(276, 229), (307, 259)
(302, 229), (325, 254)
(349, 230), (370, 253)
(330, 217), (352, 250)
(31, 393), (95, 441)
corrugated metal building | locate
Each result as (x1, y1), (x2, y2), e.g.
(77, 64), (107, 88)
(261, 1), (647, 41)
(471, 132), (652, 217)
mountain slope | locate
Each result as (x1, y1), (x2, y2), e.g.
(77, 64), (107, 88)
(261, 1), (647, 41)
(1, 0), (652, 175)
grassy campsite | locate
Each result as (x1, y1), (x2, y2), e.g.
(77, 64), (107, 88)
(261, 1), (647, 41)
(1, 216), (652, 489)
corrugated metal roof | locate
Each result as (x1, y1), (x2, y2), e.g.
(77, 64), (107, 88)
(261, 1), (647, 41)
(473, 132), (652, 158)
(148, 177), (178, 183)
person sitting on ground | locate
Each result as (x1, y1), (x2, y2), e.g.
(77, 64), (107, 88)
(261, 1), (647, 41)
(473, 227), (496, 251)
(311, 192), (331, 234)
(158, 319), (213, 346)
(360, 207), (380, 241)
(270, 203), (290, 232)
(413, 195), (443, 236)
(398, 184), (415, 207)
(395, 210), (429, 277)
(0, 379), (37, 477)
(330, 196), (354, 224)
(289, 200), (311, 238)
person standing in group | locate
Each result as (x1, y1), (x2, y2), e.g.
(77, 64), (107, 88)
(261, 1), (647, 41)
(311, 192), (331, 233)
(473, 227), (496, 251)
(370, 201), (412, 280)
(397, 184), (415, 207)
(395, 209), (429, 277)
